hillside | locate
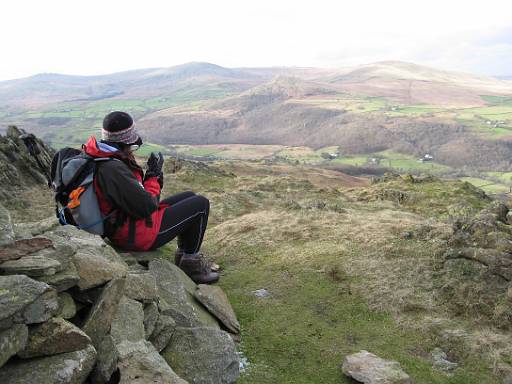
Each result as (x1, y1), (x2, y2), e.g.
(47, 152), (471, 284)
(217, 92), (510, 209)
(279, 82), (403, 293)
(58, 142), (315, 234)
(3, 129), (512, 383)
(2, 61), (512, 170)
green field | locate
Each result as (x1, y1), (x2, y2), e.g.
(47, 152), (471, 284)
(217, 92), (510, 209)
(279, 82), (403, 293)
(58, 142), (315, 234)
(459, 177), (510, 194)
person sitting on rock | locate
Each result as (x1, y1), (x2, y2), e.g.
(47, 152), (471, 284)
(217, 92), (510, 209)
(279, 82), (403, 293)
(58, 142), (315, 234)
(82, 111), (219, 284)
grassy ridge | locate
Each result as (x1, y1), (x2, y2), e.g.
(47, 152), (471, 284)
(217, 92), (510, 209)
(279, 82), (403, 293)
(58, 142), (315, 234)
(159, 160), (505, 383)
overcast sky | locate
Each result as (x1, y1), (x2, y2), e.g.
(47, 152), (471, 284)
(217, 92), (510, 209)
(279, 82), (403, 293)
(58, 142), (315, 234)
(0, 0), (511, 81)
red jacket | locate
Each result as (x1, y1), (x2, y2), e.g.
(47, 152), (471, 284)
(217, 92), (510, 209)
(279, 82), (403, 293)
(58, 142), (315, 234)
(83, 136), (168, 251)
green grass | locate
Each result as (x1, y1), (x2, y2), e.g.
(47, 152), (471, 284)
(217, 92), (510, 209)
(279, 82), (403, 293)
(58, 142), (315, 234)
(214, 247), (496, 384)
(330, 156), (371, 166)
(336, 150), (449, 172)
(459, 177), (510, 194)
(387, 105), (447, 117)
(485, 171), (512, 183)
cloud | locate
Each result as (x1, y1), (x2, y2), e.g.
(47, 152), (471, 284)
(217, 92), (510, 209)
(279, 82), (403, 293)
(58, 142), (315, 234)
(0, 0), (511, 80)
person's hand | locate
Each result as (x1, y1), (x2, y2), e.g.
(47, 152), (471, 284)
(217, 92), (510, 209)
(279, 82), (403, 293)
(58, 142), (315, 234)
(146, 152), (164, 176)
(145, 152), (164, 188)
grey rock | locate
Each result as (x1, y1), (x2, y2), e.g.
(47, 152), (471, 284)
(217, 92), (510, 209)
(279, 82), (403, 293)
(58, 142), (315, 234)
(0, 237), (54, 263)
(56, 292), (77, 319)
(18, 317), (91, 358)
(111, 296), (145, 344)
(342, 350), (412, 384)
(163, 326), (239, 384)
(148, 260), (219, 328)
(400, 231), (413, 239)
(38, 262), (80, 292)
(0, 344), (97, 384)
(432, 348), (458, 371)
(73, 249), (128, 290)
(45, 226), (109, 251)
(125, 272), (158, 303)
(252, 288), (270, 298)
(143, 302), (159, 339)
(13, 216), (59, 238)
(195, 284), (240, 334)
(90, 335), (118, 384)
(117, 340), (188, 384)
(0, 324), (28, 368)
(31, 241), (75, 270)
(0, 275), (58, 328)
(0, 255), (61, 277)
(82, 277), (126, 348)
(0, 203), (15, 247)
(149, 314), (176, 352)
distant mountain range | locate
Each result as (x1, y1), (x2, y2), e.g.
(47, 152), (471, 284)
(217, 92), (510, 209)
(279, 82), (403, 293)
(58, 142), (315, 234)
(1, 61), (512, 170)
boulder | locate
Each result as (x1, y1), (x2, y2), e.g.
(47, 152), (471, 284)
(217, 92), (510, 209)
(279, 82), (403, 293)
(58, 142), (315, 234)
(0, 324), (28, 368)
(82, 277), (126, 348)
(432, 348), (458, 371)
(117, 340), (188, 384)
(124, 272), (158, 303)
(38, 262), (80, 292)
(163, 326), (239, 384)
(56, 292), (77, 319)
(0, 203), (15, 248)
(0, 237), (53, 263)
(342, 350), (412, 384)
(13, 217), (59, 238)
(0, 344), (97, 384)
(143, 302), (159, 339)
(148, 260), (219, 328)
(45, 226), (109, 251)
(0, 255), (61, 277)
(18, 317), (91, 358)
(111, 296), (145, 344)
(73, 250), (128, 290)
(0, 275), (58, 328)
(90, 335), (118, 384)
(195, 284), (240, 334)
(28, 241), (75, 270)
(149, 314), (176, 352)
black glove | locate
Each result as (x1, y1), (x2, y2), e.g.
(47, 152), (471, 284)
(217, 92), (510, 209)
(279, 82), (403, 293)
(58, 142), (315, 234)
(145, 152), (164, 188)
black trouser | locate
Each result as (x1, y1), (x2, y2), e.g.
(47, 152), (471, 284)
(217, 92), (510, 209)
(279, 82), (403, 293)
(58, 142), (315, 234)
(151, 191), (210, 253)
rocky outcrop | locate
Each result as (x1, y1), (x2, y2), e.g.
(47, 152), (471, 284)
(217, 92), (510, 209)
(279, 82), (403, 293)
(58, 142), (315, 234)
(0, 204), (15, 248)
(0, 206), (241, 383)
(0, 129), (240, 382)
(0, 126), (54, 204)
(342, 350), (411, 384)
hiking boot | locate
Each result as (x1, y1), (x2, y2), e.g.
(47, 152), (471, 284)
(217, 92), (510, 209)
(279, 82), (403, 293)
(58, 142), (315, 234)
(178, 253), (220, 284)
(175, 248), (220, 272)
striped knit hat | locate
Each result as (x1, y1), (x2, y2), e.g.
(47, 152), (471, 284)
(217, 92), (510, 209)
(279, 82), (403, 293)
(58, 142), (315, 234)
(102, 111), (141, 144)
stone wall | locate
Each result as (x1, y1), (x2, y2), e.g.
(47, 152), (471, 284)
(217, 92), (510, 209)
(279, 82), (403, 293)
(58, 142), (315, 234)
(0, 207), (240, 384)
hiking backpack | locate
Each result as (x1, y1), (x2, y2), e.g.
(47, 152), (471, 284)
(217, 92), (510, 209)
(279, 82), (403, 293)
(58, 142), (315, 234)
(50, 148), (116, 235)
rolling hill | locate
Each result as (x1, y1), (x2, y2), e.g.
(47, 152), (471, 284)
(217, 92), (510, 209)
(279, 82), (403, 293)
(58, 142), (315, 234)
(2, 61), (512, 170)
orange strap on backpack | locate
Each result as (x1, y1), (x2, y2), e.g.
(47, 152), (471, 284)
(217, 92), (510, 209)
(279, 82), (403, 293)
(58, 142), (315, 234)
(68, 186), (86, 209)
